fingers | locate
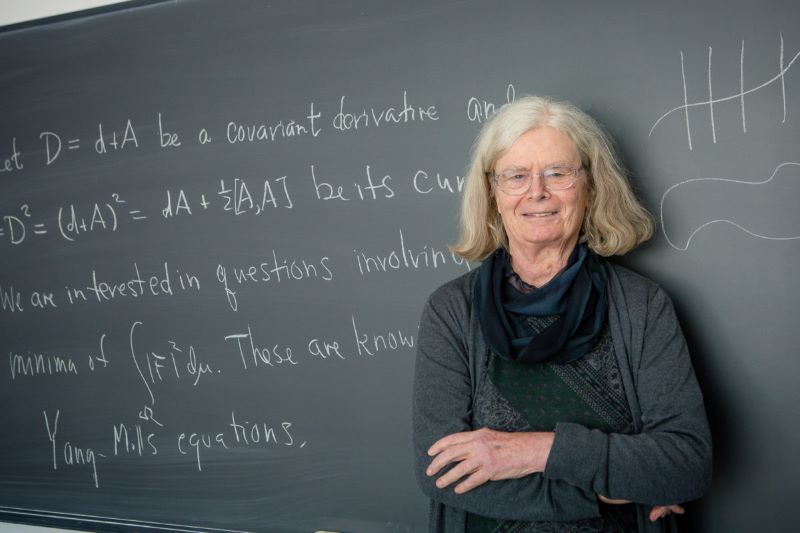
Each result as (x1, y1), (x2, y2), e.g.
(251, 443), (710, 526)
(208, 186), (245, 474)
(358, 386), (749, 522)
(649, 504), (685, 522)
(427, 430), (477, 456)
(425, 429), (549, 493)
(597, 494), (632, 505)
(426, 429), (495, 493)
(649, 507), (666, 522)
(426, 441), (469, 477)
(430, 450), (492, 494)
(454, 468), (491, 494)
(427, 429), (490, 477)
(433, 456), (477, 489)
(427, 437), (491, 494)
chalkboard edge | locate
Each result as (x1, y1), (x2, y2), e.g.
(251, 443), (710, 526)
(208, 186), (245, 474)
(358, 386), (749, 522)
(0, 508), (106, 533)
(0, 507), (259, 533)
(0, 0), (169, 35)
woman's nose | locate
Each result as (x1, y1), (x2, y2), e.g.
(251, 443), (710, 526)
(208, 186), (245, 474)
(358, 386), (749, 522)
(526, 173), (549, 199)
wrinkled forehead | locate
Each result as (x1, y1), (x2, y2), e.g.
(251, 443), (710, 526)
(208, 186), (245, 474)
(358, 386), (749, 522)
(489, 126), (584, 171)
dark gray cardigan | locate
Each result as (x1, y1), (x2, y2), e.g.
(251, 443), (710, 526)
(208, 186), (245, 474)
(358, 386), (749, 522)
(412, 263), (712, 532)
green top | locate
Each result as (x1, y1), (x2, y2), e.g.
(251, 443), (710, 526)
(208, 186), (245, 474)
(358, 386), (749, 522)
(466, 318), (638, 532)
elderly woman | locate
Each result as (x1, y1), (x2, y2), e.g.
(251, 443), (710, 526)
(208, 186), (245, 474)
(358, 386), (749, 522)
(412, 96), (711, 532)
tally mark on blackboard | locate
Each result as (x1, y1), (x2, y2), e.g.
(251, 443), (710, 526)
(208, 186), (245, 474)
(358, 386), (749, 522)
(650, 33), (800, 150)
(659, 161), (800, 250)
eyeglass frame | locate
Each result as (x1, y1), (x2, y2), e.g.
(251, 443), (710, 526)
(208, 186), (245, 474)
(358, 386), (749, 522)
(492, 164), (584, 195)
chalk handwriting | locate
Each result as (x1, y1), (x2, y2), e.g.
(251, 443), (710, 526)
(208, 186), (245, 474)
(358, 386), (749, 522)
(30, 114), (188, 169)
(660, 161), (800, 250)
(113, 421), (159, 457)
(129, 321), (219, 405)
(333, 91), (438, 131)
(130, 321), (154, 405)
(114, 406), (163, 458)
(2, 203), (32, 245)
(0, 137), (23, 172)
(178, 411), (304, 472)
(138, 405), (163, 427)
(351, 315), (415, 357)
(353, 228), (471, 275)
(94, 119), (139, 155)
(305, 315), (417, 361)
(0, 284), (24, 313)
(310, 164), (394, 202)
(39, 132), (69, 166)
(228, 412), (299, 447)
(38, 119), (140, 166)
(158, 112), (182, 148)
(466, 83), (516, 123)
(311, 164), (349, 201)
(9, 351), (78, 380)
(162, 189), (196, 217)
(225, 102), (321, 144)
(43, 410), (104, 488)
(217, 176), (293, 214)
(215, 251), (333, 312)
(65, 261), (200, 306)
(0, 277), (60, 313)
(307, 337), (346, 360)
(58, 194), (123, 242)
(161, 177), (294, 219)
(7, 333), (108, 379)
(650, 34), (800, 149)
(224, 324), (298, 370)
(87, 333), (110, 372)
(412, 169), (465, 195)
(39, 405), (306, 484)
(44, 410), (59, 472)
(0, 195), (148, 247)
(29, 289), (58, 309)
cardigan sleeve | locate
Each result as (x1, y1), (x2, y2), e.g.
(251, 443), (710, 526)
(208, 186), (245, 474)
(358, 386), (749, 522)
(543, 283), (712, 505)
(412, 285), (602, 521)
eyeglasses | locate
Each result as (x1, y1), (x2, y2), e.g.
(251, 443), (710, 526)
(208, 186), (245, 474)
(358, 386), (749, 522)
(493, 165), (583, 195)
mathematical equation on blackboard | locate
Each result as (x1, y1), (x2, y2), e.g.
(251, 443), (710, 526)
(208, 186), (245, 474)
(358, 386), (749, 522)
(1, 86), (518, 493)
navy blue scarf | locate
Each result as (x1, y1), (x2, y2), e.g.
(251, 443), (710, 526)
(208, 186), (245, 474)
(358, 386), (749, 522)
(475, 244), (608, 365)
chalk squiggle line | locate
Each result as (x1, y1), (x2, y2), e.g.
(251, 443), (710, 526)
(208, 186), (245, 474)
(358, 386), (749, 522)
(649, 34), (800, 146)
(660, 162), (800, 251)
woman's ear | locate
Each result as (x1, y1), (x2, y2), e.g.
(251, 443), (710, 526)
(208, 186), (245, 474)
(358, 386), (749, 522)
(488, 182), (498, 210)
(583, 173), (594, 208)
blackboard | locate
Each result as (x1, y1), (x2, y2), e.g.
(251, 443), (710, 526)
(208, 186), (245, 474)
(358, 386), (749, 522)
(1, 1), (799, 532)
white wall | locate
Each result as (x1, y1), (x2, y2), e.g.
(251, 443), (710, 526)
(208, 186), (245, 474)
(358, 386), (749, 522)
(0, 0), (131, 28)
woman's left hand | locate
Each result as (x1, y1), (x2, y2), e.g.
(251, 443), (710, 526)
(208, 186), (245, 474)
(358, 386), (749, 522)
(426, 428), (554, 494)
(598, 495), (685, 521)
(648, 504), (685, 521)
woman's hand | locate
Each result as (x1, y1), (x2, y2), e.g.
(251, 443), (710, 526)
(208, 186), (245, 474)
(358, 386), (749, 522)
(426, 428), (554, 494)
(597, 495), (685, 522)
(648, 504), (684, 522)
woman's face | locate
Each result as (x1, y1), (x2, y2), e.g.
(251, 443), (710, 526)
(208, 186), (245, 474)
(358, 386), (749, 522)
(492, 127), (589, 255)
